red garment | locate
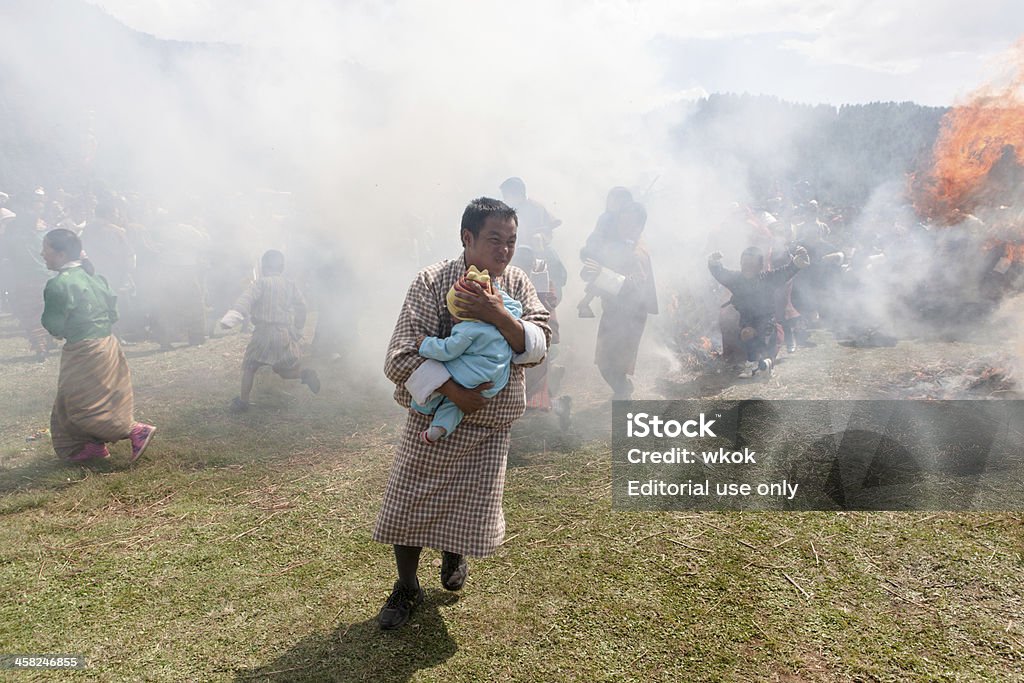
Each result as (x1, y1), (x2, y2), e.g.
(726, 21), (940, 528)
(525, 290), (559, 410)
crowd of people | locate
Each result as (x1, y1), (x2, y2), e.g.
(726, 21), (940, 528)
(690, 182), (1024, 381)
(4, 174), (1019, 632)
(1, 187), (211, 359)
(9, 174), (997, 411)
(0, 186), (352, 361)
(2, 177), (942, 422)
(696, 198), (852, 377)
(0, 179), (667, 630)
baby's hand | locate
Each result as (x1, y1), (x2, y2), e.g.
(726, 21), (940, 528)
(415, 335), (426, 349)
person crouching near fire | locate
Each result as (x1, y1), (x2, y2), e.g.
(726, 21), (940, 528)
(40, 229), (156, 463)
(708, 245), (809, 378)
(219, 249), (321, 412)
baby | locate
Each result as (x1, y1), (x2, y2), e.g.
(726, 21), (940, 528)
(412, 266), (523, 442)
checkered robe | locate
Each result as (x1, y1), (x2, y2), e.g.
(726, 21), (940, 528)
(233, 276), (306, 372)
(373, 255), (551, 557)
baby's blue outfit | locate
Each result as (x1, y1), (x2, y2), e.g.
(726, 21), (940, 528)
(411, 288), (523, 437)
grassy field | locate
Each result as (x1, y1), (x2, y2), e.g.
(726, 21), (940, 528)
(1, 313), (1022, 682)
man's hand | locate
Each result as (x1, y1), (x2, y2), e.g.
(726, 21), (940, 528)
(439, 379), (494, 414)
(452, 278), (507, 326)
(453, 277), (526, 352)
(792, 246), (810, 269)
(580, 258), (602, 283)
(219, 309), (244, 329)
(708, 251), (723, 267)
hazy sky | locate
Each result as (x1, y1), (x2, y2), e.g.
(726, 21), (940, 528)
(85, 0), (1022, 106)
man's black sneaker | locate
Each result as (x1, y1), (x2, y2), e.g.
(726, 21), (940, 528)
(378, 580), (424, 630)
(440, 551), (468, 591)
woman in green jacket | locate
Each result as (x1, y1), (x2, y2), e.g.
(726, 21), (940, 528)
(40, 229), (156, 463)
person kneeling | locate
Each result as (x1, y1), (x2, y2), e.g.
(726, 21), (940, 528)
(708, 246), (808, 379)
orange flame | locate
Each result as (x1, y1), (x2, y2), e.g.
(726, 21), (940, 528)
(984, 239), (1024, 264)
(1006, 242), (1024, 263)
(913, 39), (1024, 227)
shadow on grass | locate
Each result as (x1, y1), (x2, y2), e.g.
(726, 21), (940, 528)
(509, 413), (578, 466)
(0, 454), (110, 496)
(0, 446), (133, 495)
(0, 354), (50, 365)
(123, 347), (176, 359)
(236, 593), (458, 682)
(507, 401), (613, 466)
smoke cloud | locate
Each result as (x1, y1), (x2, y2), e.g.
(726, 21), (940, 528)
(2, 0), (1021, 398)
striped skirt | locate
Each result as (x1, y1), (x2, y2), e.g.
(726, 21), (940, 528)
(50, 335), (135, 459)
(243, 324), (301, 371)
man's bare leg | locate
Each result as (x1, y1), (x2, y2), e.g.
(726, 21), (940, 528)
(240, 365), (257, 404)
(276, 364), (321, 394)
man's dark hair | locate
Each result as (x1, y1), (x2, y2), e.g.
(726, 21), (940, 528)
(741, 246), (764, 268)
(46, 228), (96, 275)
(622, 201), (647, 227)
(46, 228), (82, 257)
(261, 249), (285, 274)
(460, 197), (517, 241)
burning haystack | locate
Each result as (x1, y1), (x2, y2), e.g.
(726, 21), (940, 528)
(909, 40), (1024, 318)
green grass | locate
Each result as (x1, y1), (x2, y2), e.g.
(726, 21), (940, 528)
(0, 315), (1022, 681)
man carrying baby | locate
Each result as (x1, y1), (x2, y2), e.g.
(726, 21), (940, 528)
(373, 197), (551, 630)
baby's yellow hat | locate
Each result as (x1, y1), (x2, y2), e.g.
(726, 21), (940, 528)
(446, 265), (491, 320)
